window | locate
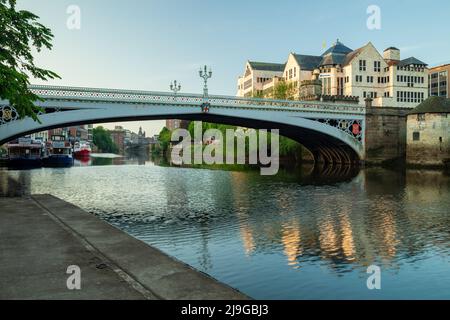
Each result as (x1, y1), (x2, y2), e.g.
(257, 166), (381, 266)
(356, 75), (363, 82)
(374, 61), (381, 72)
(359, 60), (366, 71)
(367, 76), (373, 83)
(413, 132), (420, 141)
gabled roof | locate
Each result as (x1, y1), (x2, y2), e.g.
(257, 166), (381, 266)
(292, 54), (322, 71)
(343, 46), (365, 66)
(398, 57), (428, 67)
(320, 54), (347, 66)
(408, 96), (450, 115)
(248, 61), (285, 72)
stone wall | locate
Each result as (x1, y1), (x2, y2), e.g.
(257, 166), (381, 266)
(406, 113), (450, 167)
(364, 107), (409, 164)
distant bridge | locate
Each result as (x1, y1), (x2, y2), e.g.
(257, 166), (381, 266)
(0, 85), (367, 164)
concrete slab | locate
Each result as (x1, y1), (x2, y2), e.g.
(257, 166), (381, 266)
(0, 195), (249, 300)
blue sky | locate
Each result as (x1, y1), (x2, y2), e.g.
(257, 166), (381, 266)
(20, 0), (450, 135)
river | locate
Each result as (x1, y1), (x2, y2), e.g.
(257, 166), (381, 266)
(1, 155), (449, 299)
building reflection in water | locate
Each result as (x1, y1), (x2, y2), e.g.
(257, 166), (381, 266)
(230, 171), (256, 256)
(281, 219), (302, 269)
(228, 165), (450, 273)
(339, 212), (355, 260)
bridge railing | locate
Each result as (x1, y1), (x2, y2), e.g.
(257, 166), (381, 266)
(28, 85), (366, 115)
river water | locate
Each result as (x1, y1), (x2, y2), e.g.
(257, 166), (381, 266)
(1, 156), (449, 299)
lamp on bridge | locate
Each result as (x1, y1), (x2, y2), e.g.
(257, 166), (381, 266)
(170, 80), (181, 95)
(199, 65), (212, 98)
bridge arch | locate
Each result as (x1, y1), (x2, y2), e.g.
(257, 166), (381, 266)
(0, 85), (366, 164)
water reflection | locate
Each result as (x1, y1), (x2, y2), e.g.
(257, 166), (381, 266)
(1, 161), (449, 299)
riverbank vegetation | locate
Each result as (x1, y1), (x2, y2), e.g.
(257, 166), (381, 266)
(155, 122), (310, 163)
(93, 126), (118, 153)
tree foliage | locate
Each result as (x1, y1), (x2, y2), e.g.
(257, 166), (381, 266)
(157, 127), (172, 153)
(0, 0), (60, 121)
(273, 81), (296, 100)
(93, 126), (118, 153)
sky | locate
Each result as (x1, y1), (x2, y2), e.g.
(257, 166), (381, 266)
(19, 0), (450, 136)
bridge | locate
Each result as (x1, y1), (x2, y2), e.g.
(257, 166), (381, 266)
(0, 85), (368, 164)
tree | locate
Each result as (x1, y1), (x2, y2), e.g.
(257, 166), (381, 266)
(252, 90), (264, 99)
(0, 0), (60, 121)
(158, 127), (172, 153)
(273, 81), (296, 100)
(93, 126), (118, 153)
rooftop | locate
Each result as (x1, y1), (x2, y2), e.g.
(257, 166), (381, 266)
(408, 96), (450, 115)
(292, 54), (322, 71)
(319, 40), (353, 67)
(398, 57), (428, 67)
(321, 40), (353, 56)
(248, 61), (285, 72)
(429, 63), (450, 70)
(384, 46), (400, 51)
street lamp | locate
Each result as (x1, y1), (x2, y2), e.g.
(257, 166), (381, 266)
(170, 80), (181, 95)
(199, 65), (212, 98)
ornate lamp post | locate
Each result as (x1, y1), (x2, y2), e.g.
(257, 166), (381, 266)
(199, 65), (212, 98)
(170, 80), (181, 95)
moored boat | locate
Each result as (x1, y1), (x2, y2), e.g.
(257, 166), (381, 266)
(43, 135), (74, 167)
(73, 141), (92, 158)
(6, 137), (45, 168)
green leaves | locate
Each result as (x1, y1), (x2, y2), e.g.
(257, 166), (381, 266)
(92, 127), (118, 154)
(0, 0), (60, 121)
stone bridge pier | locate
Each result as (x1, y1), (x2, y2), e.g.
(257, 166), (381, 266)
(364, 107), (409, 165)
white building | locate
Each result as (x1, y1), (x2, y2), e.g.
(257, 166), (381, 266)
(237, 40), (429, 108)
(237, 61), (285, 97)
(30, 130), (49, 142)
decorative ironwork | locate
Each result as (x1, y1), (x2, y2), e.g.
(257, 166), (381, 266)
(170, 80), (181, 95)
(0, 106), (19, 125)
(201, 102), (210, 113)
(310, 118), (363, 142)
(27, 85), (365, 115)
(199, 65), (212, 98)
(1, 85), (365, 154)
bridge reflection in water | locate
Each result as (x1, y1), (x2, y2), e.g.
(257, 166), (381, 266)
(0, 163), (449, 299)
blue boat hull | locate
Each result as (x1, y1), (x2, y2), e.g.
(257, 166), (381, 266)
(43, 156), (74, 167)
(8, 158), (43, 169)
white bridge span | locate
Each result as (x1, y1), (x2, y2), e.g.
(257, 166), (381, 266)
(0, 85), (366, 163)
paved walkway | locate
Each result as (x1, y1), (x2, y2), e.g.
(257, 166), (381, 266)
(0, 195), (248, 300)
